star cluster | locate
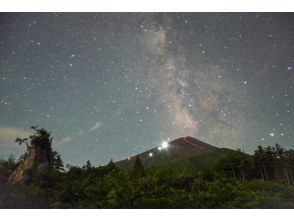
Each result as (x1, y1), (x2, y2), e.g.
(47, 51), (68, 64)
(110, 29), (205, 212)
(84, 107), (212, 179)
(0, 13), (293, 166)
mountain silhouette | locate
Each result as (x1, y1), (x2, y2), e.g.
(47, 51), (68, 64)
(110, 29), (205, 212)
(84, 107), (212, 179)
(116, 136), (233, 171)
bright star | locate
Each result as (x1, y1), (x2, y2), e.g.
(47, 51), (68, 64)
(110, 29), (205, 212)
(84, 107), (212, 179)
(161, 141), (168, 149)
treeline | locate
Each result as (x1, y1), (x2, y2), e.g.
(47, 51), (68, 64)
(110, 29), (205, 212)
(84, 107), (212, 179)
(254, 145), (294, 185)
(213, 144), (294, 185)
(1, 141), (294, 208)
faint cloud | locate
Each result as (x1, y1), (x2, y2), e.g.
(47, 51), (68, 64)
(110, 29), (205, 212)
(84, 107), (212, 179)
(53, 136), (72, 147)
(0, 126), (31, 139)
(77, 130), (84, 136)
(60, 136), (71, 144)
(0, 126), (31, 149)
(90, 122), (102, 131)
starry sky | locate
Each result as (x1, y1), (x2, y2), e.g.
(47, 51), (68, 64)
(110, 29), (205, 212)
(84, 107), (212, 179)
(0, 13), (293, 166)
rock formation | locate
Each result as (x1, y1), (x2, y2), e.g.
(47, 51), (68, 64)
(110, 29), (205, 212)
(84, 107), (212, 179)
(7, 127), (54, 184)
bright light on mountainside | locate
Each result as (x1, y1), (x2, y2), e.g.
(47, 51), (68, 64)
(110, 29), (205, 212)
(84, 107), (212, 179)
(161, 141), (169, 149)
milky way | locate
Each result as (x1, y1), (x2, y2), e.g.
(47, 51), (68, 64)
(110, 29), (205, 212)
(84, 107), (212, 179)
(0, 13), (293, 166)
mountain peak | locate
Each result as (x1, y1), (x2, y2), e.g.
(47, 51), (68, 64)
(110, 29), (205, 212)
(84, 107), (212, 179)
(170, 136), (217, 149)
(116, 136), (219, 170)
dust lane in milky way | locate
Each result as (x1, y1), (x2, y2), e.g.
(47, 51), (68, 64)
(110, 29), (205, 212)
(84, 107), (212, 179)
(0, 13), (293, 166)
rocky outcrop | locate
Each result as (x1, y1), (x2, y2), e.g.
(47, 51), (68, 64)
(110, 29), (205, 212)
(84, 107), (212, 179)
(8, 138), (53, 184)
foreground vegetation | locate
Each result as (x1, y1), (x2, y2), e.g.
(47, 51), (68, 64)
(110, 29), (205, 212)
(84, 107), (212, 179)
(0, 128), (294, 208)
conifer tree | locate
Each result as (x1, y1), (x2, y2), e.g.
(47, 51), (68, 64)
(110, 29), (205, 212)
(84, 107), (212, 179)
(53, 151), (64, 172)
(131, 156), (145, 178)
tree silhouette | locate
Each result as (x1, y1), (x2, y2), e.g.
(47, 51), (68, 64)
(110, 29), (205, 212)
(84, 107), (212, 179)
(107, 159), (116, 170)
(15, 137), (30, 150)
(131, 156), (145, 178)
(29, 126), (52, 148)
(53, 151), (64, 172)
(82, 160), (93, 170)
(15, 126), (52, 150)
(213, 149), (253, 181)
(253, 145), (268, 181)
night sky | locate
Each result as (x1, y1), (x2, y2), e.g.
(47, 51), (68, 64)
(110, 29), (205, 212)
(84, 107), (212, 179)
(0, 13), (293, 166)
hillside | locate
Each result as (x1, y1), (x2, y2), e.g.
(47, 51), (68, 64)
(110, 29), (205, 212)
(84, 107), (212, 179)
(116, 136), (233, 171)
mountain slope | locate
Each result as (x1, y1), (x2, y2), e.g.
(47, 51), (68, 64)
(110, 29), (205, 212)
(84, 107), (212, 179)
(116, 136), (233, 171)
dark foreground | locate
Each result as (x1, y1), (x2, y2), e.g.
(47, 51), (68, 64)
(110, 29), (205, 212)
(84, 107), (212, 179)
(1, 153), (294, 208)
